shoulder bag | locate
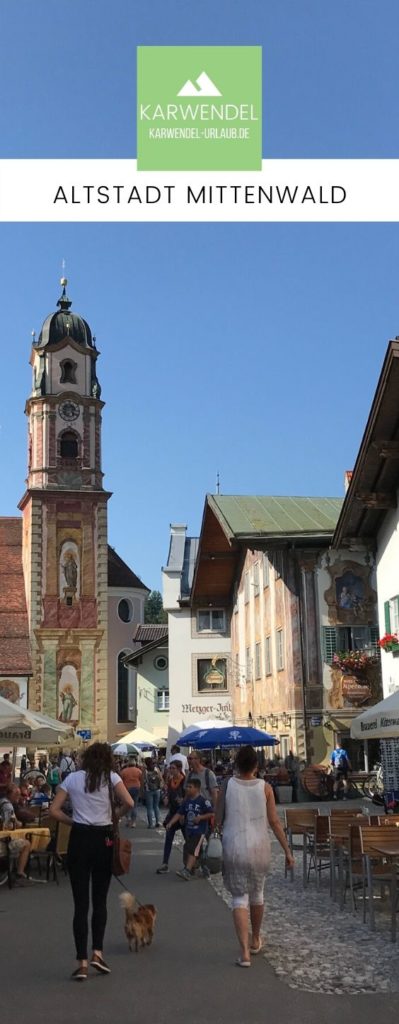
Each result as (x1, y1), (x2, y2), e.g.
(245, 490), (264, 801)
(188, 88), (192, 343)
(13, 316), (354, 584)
(108, 778), (132, 877)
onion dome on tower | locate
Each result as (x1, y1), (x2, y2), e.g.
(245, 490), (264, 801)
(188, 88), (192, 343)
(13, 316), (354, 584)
(36, 278), (95, 349)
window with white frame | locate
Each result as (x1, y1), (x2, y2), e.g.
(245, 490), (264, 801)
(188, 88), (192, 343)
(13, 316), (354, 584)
(156, 689), (169, 711)
(265, 635), (272, 676)
(263, 553), (270, 588)
(253, 562), (260, 596)
(276, 629), (284, 671)
(255, 642), (261, 679)
(244, 571), (250, 603)
(245, 647), (252, 682)
(197, 608), (226, 633)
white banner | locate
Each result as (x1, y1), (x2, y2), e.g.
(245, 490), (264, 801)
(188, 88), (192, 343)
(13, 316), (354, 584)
(0, 159), (398, 222)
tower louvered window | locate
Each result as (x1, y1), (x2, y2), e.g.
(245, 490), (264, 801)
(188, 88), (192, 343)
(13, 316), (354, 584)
(60, 431), (78, 459)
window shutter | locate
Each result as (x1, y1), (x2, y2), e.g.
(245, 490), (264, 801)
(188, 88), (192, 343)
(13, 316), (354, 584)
(321, 626), (337, 665)
(384, 601), (391, 633)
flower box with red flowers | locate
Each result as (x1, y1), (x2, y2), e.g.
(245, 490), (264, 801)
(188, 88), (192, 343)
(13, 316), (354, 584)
(378, 634), (399, 653)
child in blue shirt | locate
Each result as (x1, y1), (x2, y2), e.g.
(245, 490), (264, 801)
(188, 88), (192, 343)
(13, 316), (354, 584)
(166, 777), (213, 880)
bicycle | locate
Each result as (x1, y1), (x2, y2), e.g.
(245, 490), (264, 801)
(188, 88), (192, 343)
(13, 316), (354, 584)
(362, 763), (383, 801)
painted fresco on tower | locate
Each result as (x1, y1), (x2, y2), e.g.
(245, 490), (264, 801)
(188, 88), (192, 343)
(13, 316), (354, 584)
(58, 664), (80, 723)
(59, 541), (80, 601)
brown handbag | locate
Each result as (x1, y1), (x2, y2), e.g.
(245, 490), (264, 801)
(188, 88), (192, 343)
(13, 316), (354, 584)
(108, 778), (132, 876)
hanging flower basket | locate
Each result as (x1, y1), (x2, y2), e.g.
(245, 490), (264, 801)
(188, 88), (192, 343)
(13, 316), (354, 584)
(332, 650), (379, 675)
(378, 634), (399, 653)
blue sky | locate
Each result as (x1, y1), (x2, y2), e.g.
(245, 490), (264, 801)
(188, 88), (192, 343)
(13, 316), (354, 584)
(1, 3), (399, 588)
(1, 0), (399, 158)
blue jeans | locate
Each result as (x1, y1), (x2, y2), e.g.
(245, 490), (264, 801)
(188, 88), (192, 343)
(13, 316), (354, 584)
(162, 818), (184, 864)
(145, 789), (161, 827)
(127, 787), (140, 823)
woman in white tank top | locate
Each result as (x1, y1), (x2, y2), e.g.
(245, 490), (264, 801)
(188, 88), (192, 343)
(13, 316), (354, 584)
(217, 745), (294, 967)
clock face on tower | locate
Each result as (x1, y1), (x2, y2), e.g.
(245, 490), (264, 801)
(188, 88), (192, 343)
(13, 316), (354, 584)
(59, 400), (80, 422)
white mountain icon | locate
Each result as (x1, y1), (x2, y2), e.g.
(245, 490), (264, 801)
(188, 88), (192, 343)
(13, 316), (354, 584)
(177, 71), (221, 97)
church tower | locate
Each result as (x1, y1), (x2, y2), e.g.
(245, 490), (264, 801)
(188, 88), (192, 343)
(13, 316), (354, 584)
(19, 278), (110, 739)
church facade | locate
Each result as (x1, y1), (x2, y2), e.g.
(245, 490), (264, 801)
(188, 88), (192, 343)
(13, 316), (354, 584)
(0, 280), (148, 742)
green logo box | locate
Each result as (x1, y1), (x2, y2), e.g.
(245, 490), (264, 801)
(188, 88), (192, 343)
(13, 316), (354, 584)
(137, 46), (262, 171)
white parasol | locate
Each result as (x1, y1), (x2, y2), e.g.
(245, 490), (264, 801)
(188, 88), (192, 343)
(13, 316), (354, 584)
(350, 690), (399, 740)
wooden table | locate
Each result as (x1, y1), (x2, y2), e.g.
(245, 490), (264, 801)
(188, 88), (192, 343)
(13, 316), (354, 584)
(0, 827), (50, 851)
(368, 842), (399, 942)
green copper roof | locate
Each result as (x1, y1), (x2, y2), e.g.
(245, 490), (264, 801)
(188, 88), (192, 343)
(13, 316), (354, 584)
(208, 495), (343, 540)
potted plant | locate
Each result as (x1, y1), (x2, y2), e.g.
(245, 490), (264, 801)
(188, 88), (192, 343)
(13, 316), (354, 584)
(378, 633), (399, 653)
(332, 650), (379, 676)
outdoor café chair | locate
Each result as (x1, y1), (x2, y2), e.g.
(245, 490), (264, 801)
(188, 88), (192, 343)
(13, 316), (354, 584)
(359, 824), (399, 941)
(284, 808), (318, 885)
(306, 813), (330, 889)
(27, 822), (70, 884)
(328, 813), (370, 903)
(341, 823), (367, 916)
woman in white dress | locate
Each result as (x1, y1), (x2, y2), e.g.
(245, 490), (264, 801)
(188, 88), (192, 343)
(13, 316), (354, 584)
(217, 745), (294, 967)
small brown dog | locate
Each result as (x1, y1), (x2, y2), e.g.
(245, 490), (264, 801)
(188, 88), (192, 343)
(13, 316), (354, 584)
(119, 892), (157, 952)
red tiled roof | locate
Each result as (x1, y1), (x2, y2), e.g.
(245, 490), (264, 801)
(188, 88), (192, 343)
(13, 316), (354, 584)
(0, 518), (31, 675)
(132, 624), (168, 644)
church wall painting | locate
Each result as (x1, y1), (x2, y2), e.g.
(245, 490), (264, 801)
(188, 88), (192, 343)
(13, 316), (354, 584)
(0, 677), (28, 708)
(58, 663), (80, 723)
(59, 539), (80, 601)
(335, 571), (365, 613)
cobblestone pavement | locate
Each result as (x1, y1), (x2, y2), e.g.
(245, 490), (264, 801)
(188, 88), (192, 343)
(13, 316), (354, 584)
(163, 800), (398, 997)
(208, 837), (399, 996)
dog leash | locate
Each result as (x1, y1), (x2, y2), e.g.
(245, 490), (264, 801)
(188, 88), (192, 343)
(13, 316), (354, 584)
(112, 873), (144, 908)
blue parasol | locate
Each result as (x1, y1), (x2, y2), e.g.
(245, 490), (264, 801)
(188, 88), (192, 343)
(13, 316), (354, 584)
(176, 725), (278, 749)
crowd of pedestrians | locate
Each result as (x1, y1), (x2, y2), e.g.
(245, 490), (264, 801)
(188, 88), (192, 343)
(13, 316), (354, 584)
(0, 740), (296, 976)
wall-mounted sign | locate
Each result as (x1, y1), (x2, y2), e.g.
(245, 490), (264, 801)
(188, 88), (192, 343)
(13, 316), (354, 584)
(342, 678), (371, 706)
(181, 702), (232, 716)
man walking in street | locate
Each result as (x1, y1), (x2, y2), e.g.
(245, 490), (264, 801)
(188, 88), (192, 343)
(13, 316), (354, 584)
(330, 742), (352, 799)
(186, 751), (218, 807)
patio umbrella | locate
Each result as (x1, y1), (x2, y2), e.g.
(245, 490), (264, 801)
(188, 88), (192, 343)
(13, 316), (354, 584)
(132, 741), (158, 752)
(178, 719), (232, 741)
(118, 727), (159, 745)
(351, 690), (399, 739)
(0, 695), (72, 744)
(176, 724), (278, 749)
(111, 742), (141, 757)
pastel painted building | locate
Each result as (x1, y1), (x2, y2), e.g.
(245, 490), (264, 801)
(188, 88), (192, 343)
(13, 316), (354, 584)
(186, 494), (381, 767)
(163, 524), (232, 747)
(334, 337), (399, 700)
(124, 624), (169, 740)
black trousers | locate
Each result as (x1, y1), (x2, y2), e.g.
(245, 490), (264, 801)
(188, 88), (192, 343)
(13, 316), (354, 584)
(67, 824), (113, 960)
